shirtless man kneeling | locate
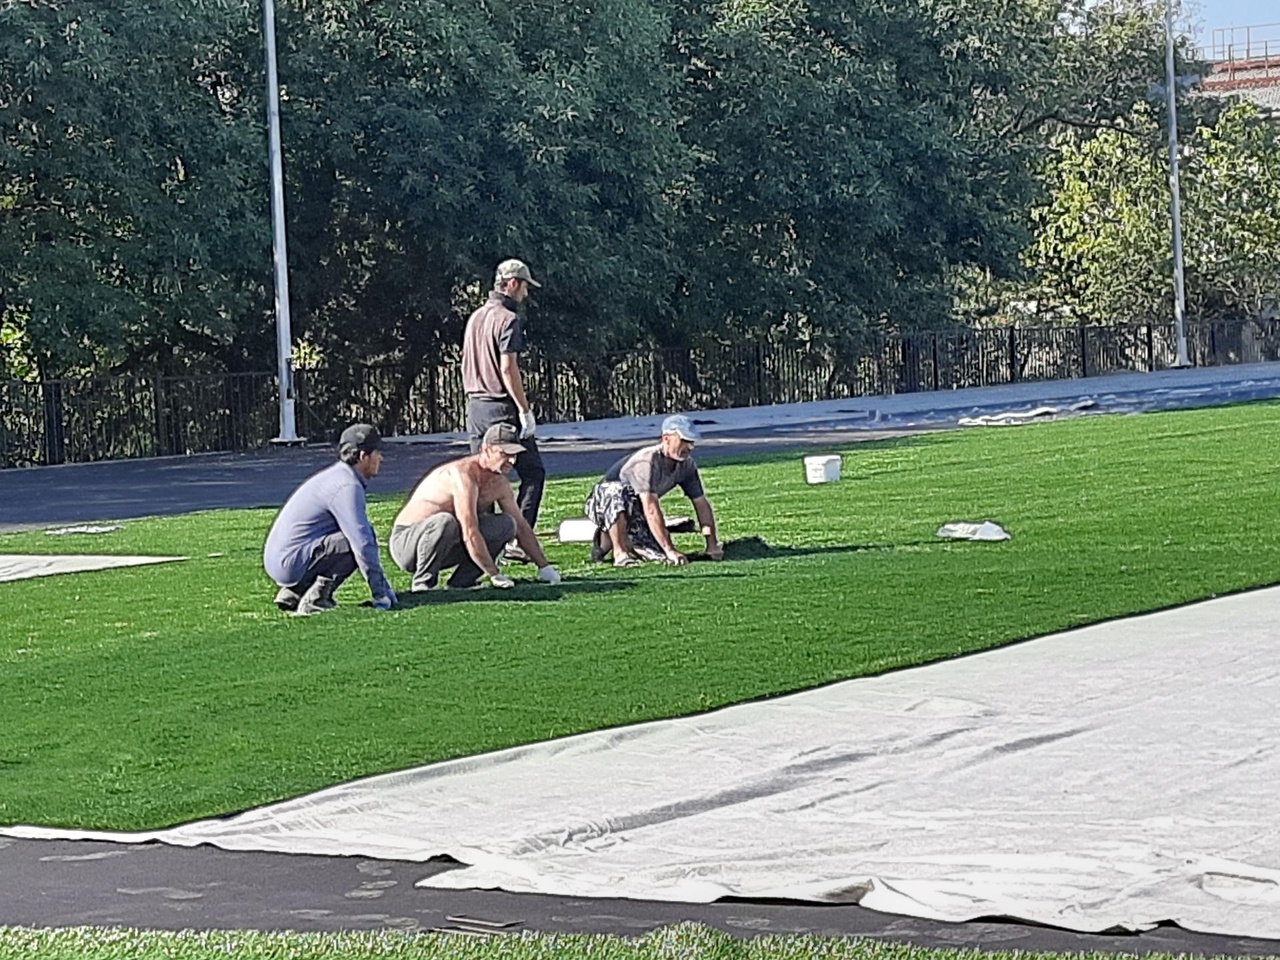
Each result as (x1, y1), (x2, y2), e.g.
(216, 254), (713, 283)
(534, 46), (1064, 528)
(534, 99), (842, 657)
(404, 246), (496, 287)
(389, 423), (562, 591)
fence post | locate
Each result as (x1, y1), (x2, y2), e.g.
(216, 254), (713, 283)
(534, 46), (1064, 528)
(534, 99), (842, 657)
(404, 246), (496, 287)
(148, 376), (161, 457)
(41, 380), (66, 465)
(422, 361), (436, 433)
(652, 349), (664, 415)
(931, 335), (940, 392)
(1008, 327), (1018, 382)
(1079, 325), (1089, 378)
(1145, 324), (1154, 371)
(0, 383), (7, 467)
(755, 342), (766, 407)
(544, 354), (556, 423)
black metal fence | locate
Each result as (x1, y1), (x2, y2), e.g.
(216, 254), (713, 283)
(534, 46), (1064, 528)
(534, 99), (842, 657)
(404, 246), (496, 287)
(0, 372), (280, 468)
(5, 319), (1280, 468)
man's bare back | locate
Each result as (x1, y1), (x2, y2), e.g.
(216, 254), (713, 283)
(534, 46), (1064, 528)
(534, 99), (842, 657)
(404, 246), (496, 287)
(393, 455), (513, 528)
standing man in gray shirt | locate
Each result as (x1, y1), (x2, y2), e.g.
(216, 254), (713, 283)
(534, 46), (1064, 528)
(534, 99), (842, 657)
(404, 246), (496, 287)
(461, 258), (546, 558)
(263, 423), (397, 615)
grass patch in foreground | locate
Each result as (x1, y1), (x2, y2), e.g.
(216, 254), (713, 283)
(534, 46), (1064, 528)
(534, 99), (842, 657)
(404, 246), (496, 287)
(3, 402), (1280, 831)
(0, 923), (1263, 960)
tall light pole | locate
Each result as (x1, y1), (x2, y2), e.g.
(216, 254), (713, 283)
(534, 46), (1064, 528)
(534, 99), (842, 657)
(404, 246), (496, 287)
(263, 0), (303, 442)
(1163, 0), (1192, 368)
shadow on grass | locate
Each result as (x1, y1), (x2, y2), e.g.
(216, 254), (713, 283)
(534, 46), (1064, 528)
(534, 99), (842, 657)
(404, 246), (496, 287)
(684, 535), (915, 563)
(385, 578), (634, 609)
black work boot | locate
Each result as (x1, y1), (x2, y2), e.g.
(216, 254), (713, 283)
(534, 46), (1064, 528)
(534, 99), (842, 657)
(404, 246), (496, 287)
(589, 529), (611, 564)
(296, 577), (340, 615)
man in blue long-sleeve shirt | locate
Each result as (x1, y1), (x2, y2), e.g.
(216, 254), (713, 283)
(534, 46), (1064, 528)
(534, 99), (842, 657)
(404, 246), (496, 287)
(263, 423), (397, 615)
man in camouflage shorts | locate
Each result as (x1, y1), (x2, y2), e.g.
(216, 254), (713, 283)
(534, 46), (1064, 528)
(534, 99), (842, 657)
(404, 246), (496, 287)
(584, 415), (724, 567)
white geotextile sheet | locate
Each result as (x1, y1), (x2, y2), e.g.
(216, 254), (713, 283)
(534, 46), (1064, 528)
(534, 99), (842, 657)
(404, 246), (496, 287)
(7, 587), (1280, 937)
(0, 554), (184, 583)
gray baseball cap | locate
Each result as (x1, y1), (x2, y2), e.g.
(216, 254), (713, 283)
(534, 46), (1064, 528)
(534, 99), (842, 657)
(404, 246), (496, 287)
(495, 258), (541, 288)
(661, 414), (700, 442)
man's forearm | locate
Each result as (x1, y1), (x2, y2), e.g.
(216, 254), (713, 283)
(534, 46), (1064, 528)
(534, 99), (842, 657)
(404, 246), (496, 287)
(514, 517), (550, 567)
(694, 497), (719, 545)
(642, 501), (676, 553)
(331, 492), (392, 596)
(500, 357), (530, 411)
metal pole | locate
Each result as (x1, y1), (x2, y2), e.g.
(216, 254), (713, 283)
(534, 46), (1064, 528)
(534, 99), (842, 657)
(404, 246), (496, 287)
(1164, 0), (1192, 368)
(264, 0), (302, 441)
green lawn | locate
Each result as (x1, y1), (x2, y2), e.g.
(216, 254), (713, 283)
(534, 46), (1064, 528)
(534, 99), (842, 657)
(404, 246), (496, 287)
(5, 403), (1280, 958)
(4, 403), (1280, 832)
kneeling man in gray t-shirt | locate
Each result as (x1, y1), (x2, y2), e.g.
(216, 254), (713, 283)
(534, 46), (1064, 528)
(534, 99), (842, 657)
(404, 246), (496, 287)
(584, 415), (724, 567)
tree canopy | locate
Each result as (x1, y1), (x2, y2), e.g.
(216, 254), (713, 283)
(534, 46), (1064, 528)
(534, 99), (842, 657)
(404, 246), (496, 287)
(1029, 100), (1280, 326)
(0, 0), (1195, 381)
(0, 0), (267, 378)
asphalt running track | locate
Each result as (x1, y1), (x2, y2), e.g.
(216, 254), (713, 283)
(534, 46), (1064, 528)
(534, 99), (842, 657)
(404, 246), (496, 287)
(4, 836), (1280, 954)
(6, 360), (1280, 533)
(4, 365), (1280, 952)
(0, 429), (905, 533)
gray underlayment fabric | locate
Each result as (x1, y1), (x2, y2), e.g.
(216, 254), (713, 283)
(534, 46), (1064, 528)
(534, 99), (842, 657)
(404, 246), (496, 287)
(7, 586), (1280, 937)
(0, 554), (184, 583)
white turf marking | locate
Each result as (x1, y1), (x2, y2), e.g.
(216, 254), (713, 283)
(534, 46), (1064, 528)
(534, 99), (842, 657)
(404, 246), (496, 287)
(0, 555), (186, 583)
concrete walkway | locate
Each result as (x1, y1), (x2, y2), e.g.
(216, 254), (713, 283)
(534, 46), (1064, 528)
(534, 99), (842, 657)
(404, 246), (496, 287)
(398, 360), (1280, 445)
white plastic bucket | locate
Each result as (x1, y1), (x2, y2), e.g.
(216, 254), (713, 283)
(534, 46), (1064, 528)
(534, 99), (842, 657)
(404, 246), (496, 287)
(557, 517), (598, 543)
(803, 454), (842, 484)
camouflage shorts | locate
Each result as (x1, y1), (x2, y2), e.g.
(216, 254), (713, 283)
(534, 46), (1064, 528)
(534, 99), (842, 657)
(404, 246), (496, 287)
(583, 481), (661, 553)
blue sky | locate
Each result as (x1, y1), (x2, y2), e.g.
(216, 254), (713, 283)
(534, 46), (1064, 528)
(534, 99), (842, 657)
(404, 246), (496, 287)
(1190, 0), (1279, 43)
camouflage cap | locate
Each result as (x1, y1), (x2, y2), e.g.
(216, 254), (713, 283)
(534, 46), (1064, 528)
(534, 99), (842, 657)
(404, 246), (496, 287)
(482, 422), (526, 454)
(495, 258), (542, 288)
(339, 422), (383, 453)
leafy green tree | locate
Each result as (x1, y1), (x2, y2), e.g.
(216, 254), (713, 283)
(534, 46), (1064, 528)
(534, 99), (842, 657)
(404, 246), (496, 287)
(268, 0), (688, 377)
(1028, 101), (1280, 325)
(659, 0), (1188, 364)
(0, 0), (269, 378)
(1192, 103), (1280, 319)
(0, 0), (1208, 392)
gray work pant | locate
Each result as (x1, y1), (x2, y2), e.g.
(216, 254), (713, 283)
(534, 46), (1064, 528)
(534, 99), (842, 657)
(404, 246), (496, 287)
(286, 532), (359, 594)
(388, 512), (517, 590)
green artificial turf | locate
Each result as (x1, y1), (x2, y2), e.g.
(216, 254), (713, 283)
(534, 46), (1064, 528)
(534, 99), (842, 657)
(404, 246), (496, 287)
(0, 923), (1265, 960)
(3, 403), (1280, 831)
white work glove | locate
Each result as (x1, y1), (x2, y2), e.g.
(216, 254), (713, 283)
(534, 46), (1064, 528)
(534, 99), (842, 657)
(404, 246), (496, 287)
(518, 408), (537, 440)
(537, 564), (561, 585)
(372, 587), (397, 610)
(490, 573), (515, 589)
